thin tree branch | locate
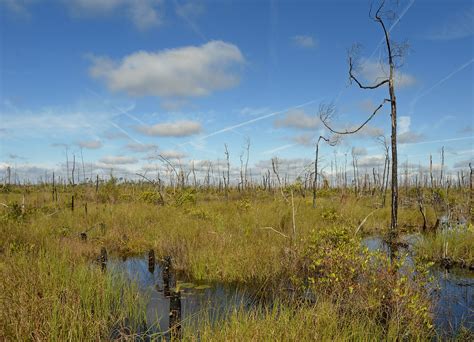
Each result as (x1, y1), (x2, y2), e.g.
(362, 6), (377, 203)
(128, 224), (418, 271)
(320, 99), (390, 135)
(349, 57), (389, 89)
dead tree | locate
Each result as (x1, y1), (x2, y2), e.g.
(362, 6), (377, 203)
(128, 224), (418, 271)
(440, 146), (445, 187)
(470, 163), (473, 223)
(313, 135), (338, 208)
(71, 154), (76, 186)
(320, 1), (406, 239)
(224, 144), (230, 199)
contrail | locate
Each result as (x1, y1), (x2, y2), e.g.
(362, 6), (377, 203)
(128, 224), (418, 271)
(414, 58), (474, 103)
(180, 98), (322, 147)
(86, 88), (145, 125)
(263, 143), (297, 155)
(108, 122), (144, 145)
(400, 135), (474, 146)
(173, 0), (208, 42)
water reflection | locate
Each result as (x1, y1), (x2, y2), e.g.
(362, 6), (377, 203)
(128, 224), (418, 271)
(362, 235), (474, 338)
(109, 255), (254, 339)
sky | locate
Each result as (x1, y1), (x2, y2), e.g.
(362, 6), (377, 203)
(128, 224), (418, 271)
(0, 0), (473, 183)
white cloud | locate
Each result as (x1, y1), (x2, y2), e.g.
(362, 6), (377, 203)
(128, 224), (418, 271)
(396, 116), (423, 143)
(360, 125), (384, 138)
(358, 59), (416, 88)
(159, 149), (187, 160)
(352, 147), (367, 156)
(398, 131), (423, 144)
(292, 35), (317, 49)
(136, 120), (202, 137)
(292, 133), (314, 146)
(453, 159), (473, 169)
(274, 109), (319, 130)
(69, 0), (163, 30)
(357, 155), (385, 168)
(125, 143), (158, 152)
(398, 116), (411, 135)
(0, 105), (115, 138)
(89, 40), (245, 97)
(78, 140), (102, 149)
(99, 155), (138, 165)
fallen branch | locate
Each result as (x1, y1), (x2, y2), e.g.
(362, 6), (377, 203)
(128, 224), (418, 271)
(259, 226), (289, 238)
(354, 210), (377, 235)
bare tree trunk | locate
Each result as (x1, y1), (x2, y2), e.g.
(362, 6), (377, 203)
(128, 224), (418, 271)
(80, 147), (86, 183)
(430, 154), (434, 189)
(224, 144), (230, 199)
(440, 146), (445, 187)
(470, 163), (473, 223)
(71, 154), (76, 186)
(313, 142), (320, 208)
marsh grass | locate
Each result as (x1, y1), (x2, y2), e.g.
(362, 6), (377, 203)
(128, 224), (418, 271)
(0, 184), (471, 340)
(415, 225), (474, 266)
(184, 297), (434, 341)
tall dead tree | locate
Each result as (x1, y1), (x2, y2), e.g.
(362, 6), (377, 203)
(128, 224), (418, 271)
(313, 135), (338, 208)
(320, 0), (405, 239)
(224, 144), (230, 199)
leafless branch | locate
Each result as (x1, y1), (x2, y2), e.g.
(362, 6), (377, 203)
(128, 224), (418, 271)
(320, 99), (390, 135)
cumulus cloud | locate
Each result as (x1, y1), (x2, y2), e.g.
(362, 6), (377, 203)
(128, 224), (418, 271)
(292, 133), (314, 146)
(396, 116), (423, 143)
(89, 41), (245, 97)
(274, 109), (319, 130)
(352, 147), (367, 156)
(69, 0), (163, 30)
(398, 116), (411, 135)
(136, 120), (202, 137)
(360, 125), (384, 137)
(398, 131), (424, 144)
(99, 155), (138, 165)
(453, 159), (473, 169)
(125, 143), (158, 152)
(292, 35), (317, 48)
(357, 59), (416, 88)
(78, 140), (102, 149)
(254, 157), (313, 176)
(357, 155), (385, 168)
(160, 149), (188, 160)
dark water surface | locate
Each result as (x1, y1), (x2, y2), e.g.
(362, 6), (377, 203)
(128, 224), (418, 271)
(111, 235), (473, 339)
(362, 235), (474, 338)
(109, 257), (256, 338)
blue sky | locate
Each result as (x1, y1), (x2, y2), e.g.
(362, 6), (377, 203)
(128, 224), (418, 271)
(0, 0), (473, 182)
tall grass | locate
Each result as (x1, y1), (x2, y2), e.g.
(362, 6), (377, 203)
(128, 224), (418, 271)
(415, 226), (474, 265)
(0, 184), (470, 340)
(0, 239), (144, 340)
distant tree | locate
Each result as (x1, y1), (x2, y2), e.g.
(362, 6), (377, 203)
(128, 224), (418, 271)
(313, 135), (339, 208)
(320, 0), (407, 240)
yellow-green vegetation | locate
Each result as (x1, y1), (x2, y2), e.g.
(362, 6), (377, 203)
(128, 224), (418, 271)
(415, 224), (474, 266)
(0, 244), (145, 341)
(0, 182), (471, 340)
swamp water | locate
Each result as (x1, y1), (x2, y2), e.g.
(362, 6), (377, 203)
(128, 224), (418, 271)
(108, 257), (258, 339)
(362, 235), (473, 338)
(110, 235), (473, 339)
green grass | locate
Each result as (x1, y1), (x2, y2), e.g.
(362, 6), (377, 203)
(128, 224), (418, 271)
(184, 298), (433, 341)
(0, 183), (470, 340)
(414, 225), (474, 266)
(0, 246), (145, 341)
